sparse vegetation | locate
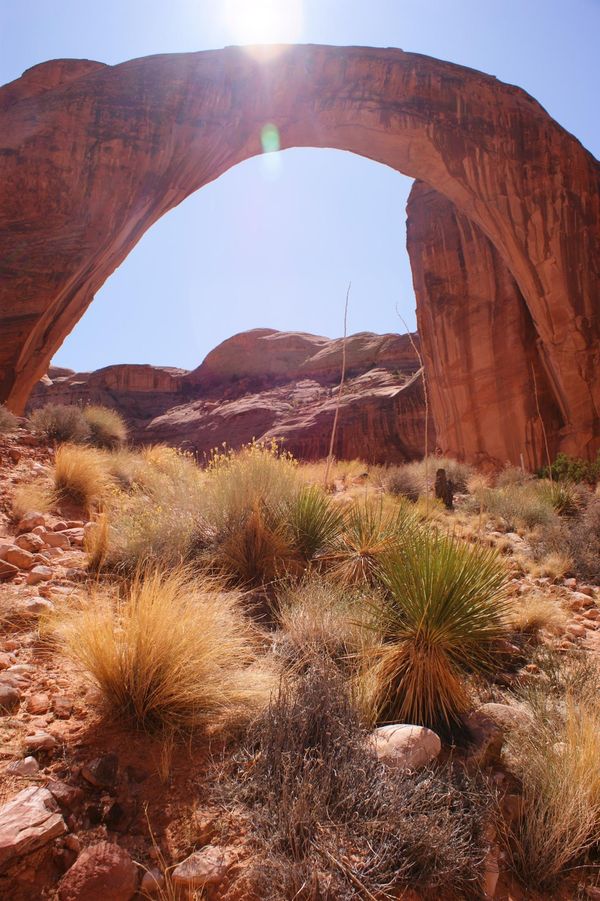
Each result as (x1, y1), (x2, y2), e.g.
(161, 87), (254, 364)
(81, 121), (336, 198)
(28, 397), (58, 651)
(83, 404), (128, 448)
(50, 567), (272, 735)
(506, 656), (600, 888)
(224, 662), (491, 899)
(0, 404), (18, 434)
(30, 403), (90, 443)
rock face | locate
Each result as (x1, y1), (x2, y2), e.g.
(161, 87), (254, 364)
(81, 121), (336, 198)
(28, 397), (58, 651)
(407, 183), (567, 470)
(30, 329), (432, 463)
(0, 45), (598, 465)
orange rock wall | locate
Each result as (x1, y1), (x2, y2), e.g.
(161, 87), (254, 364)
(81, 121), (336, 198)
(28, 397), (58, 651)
(406, 182), (565, 469)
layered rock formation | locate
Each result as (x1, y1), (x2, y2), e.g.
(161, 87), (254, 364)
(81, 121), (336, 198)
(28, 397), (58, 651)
(1, 45), (598, 465)
(407, 183), (565, 470)
(30, 329), (432, 463)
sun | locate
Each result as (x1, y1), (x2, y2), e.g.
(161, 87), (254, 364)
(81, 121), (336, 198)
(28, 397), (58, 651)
(221, 0), (304, 49)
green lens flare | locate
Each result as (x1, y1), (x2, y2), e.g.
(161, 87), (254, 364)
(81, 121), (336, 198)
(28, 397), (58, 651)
(261, 123), (280, 153)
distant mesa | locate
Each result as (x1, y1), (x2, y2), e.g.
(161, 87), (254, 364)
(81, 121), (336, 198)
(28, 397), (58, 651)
(29, 329), (432, 464)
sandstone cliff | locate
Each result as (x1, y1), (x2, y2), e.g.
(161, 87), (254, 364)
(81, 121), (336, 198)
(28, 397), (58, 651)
(29, 330), (432, 463)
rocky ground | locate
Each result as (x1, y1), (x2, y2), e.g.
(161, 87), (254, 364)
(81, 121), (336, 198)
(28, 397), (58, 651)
(1, 429), (599, 900)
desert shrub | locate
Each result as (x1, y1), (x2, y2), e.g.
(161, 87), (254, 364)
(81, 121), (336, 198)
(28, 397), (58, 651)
(102, 447), (145, 489)
(204, 440), (299, 533)
(0, 404), (18, 434)
(29, 403), (90, 443)
(225, 662), (490, 899)
(83, 404), (128, 448)
(384, 464), (422, 501)
(565, 493), (600, 583)
(11, 481), (55, 520)
(53, 443), (113, 511)
(370, 530), (509, 730)
(496, 465), (534, 488)
(50, 567), (271, 735)
(540, 450), (600, 484)
(505, 674), (600, 888)
(476, 484), (557, 531)
(282, 484), (345, 560)
(275, 576), (380, 667)
(96, 449), (205, 572)
(326, 497), (418, 586)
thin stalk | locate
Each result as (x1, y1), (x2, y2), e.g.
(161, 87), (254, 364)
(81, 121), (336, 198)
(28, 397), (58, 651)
(324, 282), (350, 489)
(396, 306), (430, 514)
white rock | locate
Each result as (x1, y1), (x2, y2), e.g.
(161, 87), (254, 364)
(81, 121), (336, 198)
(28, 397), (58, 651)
(372, 724), (441, 770)
(0, 786), (66, 872)
(7, 756), (40, 777)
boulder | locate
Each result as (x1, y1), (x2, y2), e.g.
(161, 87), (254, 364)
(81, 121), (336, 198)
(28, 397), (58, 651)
(372, 724), (441, 770)
(0, 560), (18, 581)
(0, 786), (66, 873)
(40, 530), (70, 549)
(58, 841), (138, 901)
(0, 684), (20, 714)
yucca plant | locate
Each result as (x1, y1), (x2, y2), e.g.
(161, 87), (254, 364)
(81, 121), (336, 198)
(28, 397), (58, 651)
(535, 479), (580, 516)
(283, 485), (345, 561)
(370, 529), (509, 730)
(326, 498), (418, 586)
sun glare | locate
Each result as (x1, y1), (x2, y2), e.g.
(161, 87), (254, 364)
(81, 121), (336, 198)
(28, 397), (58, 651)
(222, 0), (304, 52)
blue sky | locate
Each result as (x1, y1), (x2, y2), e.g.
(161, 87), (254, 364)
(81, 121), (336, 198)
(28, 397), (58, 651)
(1, 1), (599, 372)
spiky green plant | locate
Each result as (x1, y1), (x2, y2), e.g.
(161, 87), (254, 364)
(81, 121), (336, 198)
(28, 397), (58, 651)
(326, 498), (418, 586)
(283, 485), (345, 561)
(535, 479), (580, 516)
(370, 530), (509, 729)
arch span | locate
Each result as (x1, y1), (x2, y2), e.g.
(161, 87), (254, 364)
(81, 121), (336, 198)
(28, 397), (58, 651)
(0, 44), (598, 464)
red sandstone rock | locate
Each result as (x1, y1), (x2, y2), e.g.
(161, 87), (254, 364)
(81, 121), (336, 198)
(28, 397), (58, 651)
(0, 46), (598, 466)
(31, 330), (431, 462)
(58, 842), (138, 901)
(407, 183), (569, 469)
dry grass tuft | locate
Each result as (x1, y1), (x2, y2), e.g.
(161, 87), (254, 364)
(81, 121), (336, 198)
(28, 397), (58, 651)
(509, 592), (567, 637)
(83, 405), (128, 448)
(215, 504), (299, 587)
(275, 576), (380, 668)
(0, 404), (18, 434)
(53, 443), (113, 511)
(11, 480), (55, 520)
(506, 690), (600, 887)
(50, 567), (272, 735)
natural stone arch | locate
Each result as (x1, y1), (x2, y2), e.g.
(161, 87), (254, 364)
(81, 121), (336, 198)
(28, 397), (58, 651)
(0, 44), (598, 464)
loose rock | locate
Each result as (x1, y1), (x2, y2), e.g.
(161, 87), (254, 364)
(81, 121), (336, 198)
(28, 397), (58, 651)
(172, 845), (233, 888)
(58, 841), (138, 901)
(27, 565), (53, 585)
(0, 786), (66, 873)
(372, 724), (441, 770)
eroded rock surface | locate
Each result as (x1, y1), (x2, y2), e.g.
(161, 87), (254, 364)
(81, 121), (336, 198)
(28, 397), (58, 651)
(30, 329), (432, 462)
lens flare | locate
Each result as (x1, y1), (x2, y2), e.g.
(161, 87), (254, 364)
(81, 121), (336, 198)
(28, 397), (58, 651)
(222, 0), (304, 56)
(261, 123), (280, 153)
